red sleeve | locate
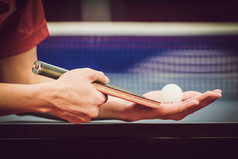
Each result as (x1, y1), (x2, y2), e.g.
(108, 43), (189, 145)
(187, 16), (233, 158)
(0, 0), (49, 58)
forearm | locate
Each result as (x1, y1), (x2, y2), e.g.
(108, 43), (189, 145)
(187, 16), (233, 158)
(97, 96), (132, 121)
(0, 83), (51, 116)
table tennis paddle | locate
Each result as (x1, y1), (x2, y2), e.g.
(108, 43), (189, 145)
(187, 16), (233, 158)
(32, 60), (161, 108)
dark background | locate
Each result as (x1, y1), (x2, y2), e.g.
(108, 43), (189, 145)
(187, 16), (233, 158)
(42, 0), (238, 22)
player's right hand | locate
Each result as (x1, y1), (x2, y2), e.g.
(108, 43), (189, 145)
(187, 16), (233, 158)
(37, 68), (109, 124)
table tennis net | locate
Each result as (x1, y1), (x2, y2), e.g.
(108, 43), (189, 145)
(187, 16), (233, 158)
(37, 22), (238, 100)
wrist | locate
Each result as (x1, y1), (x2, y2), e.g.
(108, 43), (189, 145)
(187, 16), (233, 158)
(97, 96), (133, 121)
(27, 82), (54, 113)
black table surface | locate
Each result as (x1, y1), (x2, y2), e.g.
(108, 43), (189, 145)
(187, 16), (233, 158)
(1, 122), (238, 159)
(0, 122), (238, 138)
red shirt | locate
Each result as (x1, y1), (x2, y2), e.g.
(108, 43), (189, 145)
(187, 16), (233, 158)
(0, 0), (49, 58)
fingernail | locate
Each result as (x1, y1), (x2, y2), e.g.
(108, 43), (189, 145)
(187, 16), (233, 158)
(105, 76), (110, 83)
(213, 89), (222, 93)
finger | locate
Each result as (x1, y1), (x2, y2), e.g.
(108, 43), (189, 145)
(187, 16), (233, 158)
(66, 104), (99, 121)
(182, 89), (222, 102)
(164, 100), (199, 120)
(174, 100), (200, 120)
(103, 93), (108, 103)
(158, 99), (199, 116)
(53, 110), (90, 124)
(192, 91), (213, 102)
(55, 113), (83, 124)
(182, 91), (201, 101)
(87, 89), (108, 106)
(92, 70), (110, 84)
(199, 90), (221, 100)
(177, 100), (199, 114)
(213, 89), (222, 93)
(69, 109), (92, 122)
(197, 92), (222, 108)
(181, 91), (221, 116)
(162, 91), (221, 120)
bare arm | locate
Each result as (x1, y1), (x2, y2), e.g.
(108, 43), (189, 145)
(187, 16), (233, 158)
(0, 47), (49, 84)
(0, 83), (46, 116)
(0, 47), (222, 123)
(0, 47), (109, 124)
(97, 90), (222, 121)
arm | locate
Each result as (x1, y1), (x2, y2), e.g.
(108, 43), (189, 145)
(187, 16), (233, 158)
(0, 83), (46, 116)
(0, 47), (222, 123)
(0, 47), (110, 124)
(0, 47), (49, 84)
(97, 90), (222, 121)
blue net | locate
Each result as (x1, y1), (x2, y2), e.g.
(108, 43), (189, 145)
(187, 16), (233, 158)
(37, 35), (238, 99)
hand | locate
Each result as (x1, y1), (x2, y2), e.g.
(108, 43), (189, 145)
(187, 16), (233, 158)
(119, 89), (222, 121)
(39, 68), (109, 124)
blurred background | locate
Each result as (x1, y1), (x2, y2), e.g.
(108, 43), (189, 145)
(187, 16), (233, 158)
(42, 0), (238, 22)
(2, 0), (238, 123)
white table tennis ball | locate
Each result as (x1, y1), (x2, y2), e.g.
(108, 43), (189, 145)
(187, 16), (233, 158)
(161, 84), (183, 103)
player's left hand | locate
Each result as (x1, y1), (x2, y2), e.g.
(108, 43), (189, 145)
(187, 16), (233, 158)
(120, 89), (222, 121)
